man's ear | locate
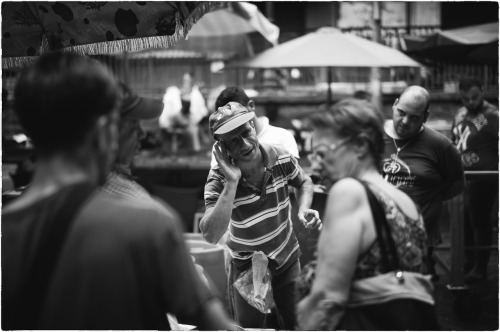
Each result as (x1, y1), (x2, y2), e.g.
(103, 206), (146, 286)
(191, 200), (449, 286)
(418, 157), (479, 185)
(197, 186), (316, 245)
(393, 98), (399, 107)
(95, 114), (118, 158)
(247, 100), (255, 112)
(423, 110), (430, 123)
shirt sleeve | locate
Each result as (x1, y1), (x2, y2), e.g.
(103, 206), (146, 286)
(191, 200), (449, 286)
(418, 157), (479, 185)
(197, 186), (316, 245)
(485, 109), (499, 138)
(204, 169), (225, 209)
(283, 152), (308, 188)
(440, 143), (465, 187)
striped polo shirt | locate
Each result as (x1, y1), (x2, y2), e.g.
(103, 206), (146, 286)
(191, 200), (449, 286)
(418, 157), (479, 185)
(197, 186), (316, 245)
(205, 143), (306, 271)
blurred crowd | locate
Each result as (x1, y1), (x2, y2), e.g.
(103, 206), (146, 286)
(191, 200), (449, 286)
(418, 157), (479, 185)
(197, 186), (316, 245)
(2, 52), (497, 330)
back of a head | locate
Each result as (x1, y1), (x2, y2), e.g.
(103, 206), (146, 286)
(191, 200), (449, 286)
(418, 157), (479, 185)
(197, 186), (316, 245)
(458, 76), (483, 92)
(308, 98), (385, 164)
(14, 52), (120, 156)
(214, 87), (249, 110)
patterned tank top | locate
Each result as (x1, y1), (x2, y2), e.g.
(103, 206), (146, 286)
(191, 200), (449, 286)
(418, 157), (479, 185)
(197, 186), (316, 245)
(353, 182), (428, 280)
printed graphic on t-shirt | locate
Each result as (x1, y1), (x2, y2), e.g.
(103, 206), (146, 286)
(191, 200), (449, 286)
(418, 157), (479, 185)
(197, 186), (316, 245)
(453, 113), (488, 152)
(461, 151), (480, 167)
(382, 154), (416, 187)
(453, 123), (470, 152)
(470, 113), (488, 131)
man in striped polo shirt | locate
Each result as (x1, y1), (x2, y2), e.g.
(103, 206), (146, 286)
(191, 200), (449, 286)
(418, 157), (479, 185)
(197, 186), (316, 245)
(200, 102), (321, 330)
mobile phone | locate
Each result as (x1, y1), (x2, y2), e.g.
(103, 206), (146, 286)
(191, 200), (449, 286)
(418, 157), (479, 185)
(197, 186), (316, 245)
(216, 141), (233, 164)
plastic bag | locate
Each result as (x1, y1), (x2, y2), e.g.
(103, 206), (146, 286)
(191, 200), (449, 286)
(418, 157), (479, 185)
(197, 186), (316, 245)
(233, 251), (274, 314)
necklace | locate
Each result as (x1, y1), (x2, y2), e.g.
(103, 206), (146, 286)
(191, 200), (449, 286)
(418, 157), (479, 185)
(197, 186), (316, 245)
(389, 125), (424, 163)
(390, 135), (416, 167)
(392, 137), (413, 154)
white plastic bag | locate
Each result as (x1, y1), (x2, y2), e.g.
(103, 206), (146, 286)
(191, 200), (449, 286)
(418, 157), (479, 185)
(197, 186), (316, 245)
(233, 251), (274, 314)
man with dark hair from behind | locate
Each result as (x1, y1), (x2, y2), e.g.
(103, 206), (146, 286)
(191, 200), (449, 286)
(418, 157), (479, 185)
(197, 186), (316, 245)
(451, 76), (499, 283)
(2, 52), (235, 330)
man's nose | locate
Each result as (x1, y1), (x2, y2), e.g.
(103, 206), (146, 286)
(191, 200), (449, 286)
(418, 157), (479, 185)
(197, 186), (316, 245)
(240, 136), (252, 147)
(401, 116), (410, 125)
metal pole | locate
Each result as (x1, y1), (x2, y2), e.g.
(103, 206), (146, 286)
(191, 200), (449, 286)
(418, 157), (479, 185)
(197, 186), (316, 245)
(371, 2), (383, 112)
(447, 192), (466, 289)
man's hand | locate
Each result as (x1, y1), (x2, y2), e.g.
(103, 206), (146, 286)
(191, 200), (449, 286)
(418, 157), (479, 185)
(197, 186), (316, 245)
(298, 208), (322, 231)
(213, 142), (241, 183)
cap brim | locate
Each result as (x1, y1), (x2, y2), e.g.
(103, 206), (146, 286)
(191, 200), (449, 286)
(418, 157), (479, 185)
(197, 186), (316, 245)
(122, 97), (164, 120)
(214, 112), (255, 135)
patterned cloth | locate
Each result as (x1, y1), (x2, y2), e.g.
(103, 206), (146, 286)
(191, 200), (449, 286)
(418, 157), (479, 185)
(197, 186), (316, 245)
(204, 143), (306, 271)
(101, 164), (151, 200)
(2, 2), (225, 68)
(353, 182), (427, 280)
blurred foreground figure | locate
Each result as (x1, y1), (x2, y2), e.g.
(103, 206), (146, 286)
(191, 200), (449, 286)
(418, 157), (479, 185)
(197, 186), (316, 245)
(297, 99), (439, 330)
(201, 102), (320, 329)
(2, 52), (234, 330)
(380, 86), (464, 278)
(451, 77), (499, 283)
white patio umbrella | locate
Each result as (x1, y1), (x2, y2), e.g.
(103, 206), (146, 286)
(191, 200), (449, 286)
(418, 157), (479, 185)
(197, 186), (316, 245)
(229, 27), (422, 104)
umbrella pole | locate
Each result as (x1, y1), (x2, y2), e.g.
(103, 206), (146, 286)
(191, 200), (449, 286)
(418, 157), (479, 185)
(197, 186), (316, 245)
(327, 67), (332, 105)
(370, 67), (383, 112)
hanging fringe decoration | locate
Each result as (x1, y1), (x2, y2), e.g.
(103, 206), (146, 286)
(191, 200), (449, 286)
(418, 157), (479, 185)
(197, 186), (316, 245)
(2, 1), (227, 69)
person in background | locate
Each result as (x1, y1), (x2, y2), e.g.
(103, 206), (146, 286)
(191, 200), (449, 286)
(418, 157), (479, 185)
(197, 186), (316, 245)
(2, 52), (234, 330)
(451, 77), (499, 283)
(159, 72), (208, 152)
(380, 86), (464, 279)
(353, 89), (372, 101)
(297, 98), (438, 330)
(210, 87), (299, 169)
(200, 102), (321, 330)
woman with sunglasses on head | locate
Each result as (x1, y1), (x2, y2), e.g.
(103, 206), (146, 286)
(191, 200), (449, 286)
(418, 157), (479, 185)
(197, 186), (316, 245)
(296, 98), (439, 330)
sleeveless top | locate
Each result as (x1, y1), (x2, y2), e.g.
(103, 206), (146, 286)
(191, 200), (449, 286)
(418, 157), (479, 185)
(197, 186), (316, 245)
(353, 182), (427, 280)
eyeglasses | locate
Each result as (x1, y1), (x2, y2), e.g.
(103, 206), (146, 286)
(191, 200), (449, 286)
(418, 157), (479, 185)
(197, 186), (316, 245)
(307, 138), (351, 163)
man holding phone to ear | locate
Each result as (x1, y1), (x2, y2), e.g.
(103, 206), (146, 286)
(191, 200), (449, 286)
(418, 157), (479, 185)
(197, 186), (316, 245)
(200, 102), (321, 330)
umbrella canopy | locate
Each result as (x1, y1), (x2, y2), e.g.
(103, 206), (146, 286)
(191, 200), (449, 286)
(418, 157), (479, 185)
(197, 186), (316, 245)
(172, 2), (279, 60)
(2, 1), (225, 68)
(402, 22), (499, 64)
(230, 27), (421, 68)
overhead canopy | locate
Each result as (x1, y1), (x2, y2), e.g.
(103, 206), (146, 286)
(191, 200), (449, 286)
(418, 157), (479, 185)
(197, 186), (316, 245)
(2, 1), (225, 68)
(229, 27), (421, 69)
(172, 2), (279, 60)
(402, 22), (499, 64)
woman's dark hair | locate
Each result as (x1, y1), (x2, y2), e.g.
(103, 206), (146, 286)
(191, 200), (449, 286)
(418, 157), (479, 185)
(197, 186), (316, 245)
(14, 52), (119, 156)
(308, 98), (385, 165)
